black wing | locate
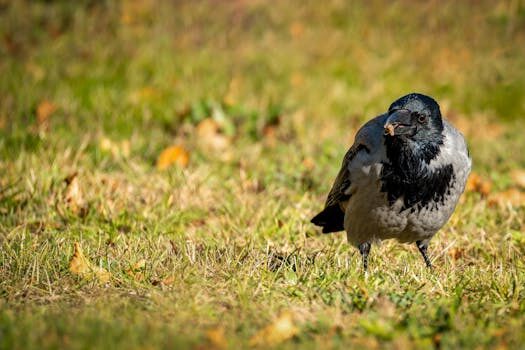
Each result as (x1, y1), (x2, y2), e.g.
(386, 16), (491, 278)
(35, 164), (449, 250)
(311, 144), (369, 233)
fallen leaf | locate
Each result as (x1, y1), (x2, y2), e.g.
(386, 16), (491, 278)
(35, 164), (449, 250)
(448, 247), (465, 261)
(69, 242), (111, 283)
(196, 118), (231, 150)
(465, 172), (492, 196)
(262, 125), (278, 139)
(289, 21), (304, 39)
(36, 100), (56, 129)
(127, 259), (146, 272)
(223, 77), (241, 106)
(249, 311), (299, 347)
(64, 172), (88, 216)
(125, 259), (146, 281)
(69, 243), (90, 275)
(156, 145), (189, 170)
(488, 188), (525, 207)
(510, 169), (525, 189)
(205, 327), (227, 349)
(302, 157), (315, 170)
(161, 275), (175, 286)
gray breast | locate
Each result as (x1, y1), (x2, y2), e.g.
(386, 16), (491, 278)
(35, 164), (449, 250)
(344, 121), (471, 246)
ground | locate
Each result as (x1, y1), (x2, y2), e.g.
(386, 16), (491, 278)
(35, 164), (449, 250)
(1, 1), (525, 349)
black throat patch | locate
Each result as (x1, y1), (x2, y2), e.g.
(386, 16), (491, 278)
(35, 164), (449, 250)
(380, 136), (455, 210)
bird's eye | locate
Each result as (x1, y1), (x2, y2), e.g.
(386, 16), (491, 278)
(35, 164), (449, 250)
(417, 114), (427, 123)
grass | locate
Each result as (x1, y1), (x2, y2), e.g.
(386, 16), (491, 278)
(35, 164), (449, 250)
(1, 0), (525, 349)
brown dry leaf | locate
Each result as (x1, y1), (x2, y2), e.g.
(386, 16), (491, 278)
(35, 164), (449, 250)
(205, 327), (227, 349)
(289, 21), (304, 39)
(64, 173), (87, 216)
(448, 247), (465, 261)
(156, 145), (190, 170)
(262, 125), (278, 145)
(161, 275), (175, 286)
(69, 242), (91, 275)
(488, 188), (525, 208)
(510, 169), (525, 189)
(36, 100), (56, 128)
(249, 311), (299, 347)
(196, 118), (231, 150)
(125, 259), (146, 281)
(69, 243), (111, 283)
(465, 172), (492, 197)
(302, 157), (315, 170)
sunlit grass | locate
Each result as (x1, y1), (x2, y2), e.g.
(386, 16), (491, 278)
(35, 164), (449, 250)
(1, 1), (525, 349)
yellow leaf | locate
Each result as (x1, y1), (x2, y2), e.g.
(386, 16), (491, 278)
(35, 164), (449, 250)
(206, 326), (227, 349)
(249, 311), (299, 347)
(223, 77), (241, 106)
(196, 118), (219, 136)
(36, 100), (56, 128)
(302, 157), (315, 170)
(69, 243), (111, 283)
(161, 275), (175, 286)
(132, 259), (146, 270)
(64, 172), (87, 216)
(465, 172), (492, 197)
(156, 145), (190, 170)
(69, 242), (91, 275)
(94, 267), (111, 283)
(488, 188), (525, 208)
(289, 21), (304, 39)
(510, 169), (525, 189)
(196, 118), (231, 150)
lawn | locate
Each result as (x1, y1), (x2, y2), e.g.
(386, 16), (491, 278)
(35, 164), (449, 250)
(1, 1), (525, 349)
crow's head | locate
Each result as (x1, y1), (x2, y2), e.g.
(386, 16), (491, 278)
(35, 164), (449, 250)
(384, 93), (444, 144)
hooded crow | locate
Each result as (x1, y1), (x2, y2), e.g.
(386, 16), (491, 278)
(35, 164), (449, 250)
(311, 93), (471, 270)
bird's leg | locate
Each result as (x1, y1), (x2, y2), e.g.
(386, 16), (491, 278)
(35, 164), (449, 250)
(358, 242), (371, 271)
(416, 240), (432, 268)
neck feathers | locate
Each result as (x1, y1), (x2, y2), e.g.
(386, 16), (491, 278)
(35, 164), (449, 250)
(381, 136), (453, 210)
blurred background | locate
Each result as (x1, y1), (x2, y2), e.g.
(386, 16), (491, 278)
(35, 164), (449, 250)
(2, 0), (525, 155)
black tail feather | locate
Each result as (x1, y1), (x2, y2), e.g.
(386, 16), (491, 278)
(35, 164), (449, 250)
(310, 205), (345, 233)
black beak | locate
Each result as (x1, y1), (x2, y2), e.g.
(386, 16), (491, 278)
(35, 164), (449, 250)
(384, 109), (412, 136)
